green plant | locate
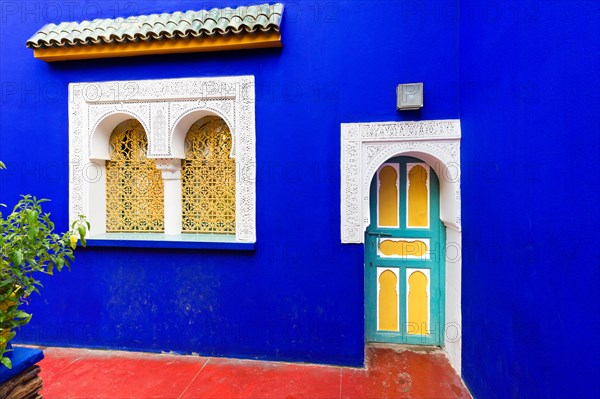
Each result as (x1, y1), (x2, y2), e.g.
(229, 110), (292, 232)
(0, 161), (88, 369)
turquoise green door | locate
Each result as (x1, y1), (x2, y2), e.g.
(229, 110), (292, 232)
(365, 156), (445, 346)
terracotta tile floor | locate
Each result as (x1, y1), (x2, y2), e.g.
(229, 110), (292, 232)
(35, 345), (471, 398)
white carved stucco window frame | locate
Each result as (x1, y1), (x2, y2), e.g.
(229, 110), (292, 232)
(340, 119), (463, 374)
(68, 76), (256, 243)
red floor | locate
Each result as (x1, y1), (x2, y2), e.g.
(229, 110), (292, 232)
(36, 345), (471, 398)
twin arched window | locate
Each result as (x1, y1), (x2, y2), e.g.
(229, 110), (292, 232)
(105, 117), (235, 234)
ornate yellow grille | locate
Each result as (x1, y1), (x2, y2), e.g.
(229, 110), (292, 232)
(182, 116), (236, 234)
(106, 119), (164, 232)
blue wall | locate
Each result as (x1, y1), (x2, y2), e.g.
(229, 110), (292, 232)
(0, 1), (459, 367)
(2, 1), (598, 397)
(460, 1), (600, 398)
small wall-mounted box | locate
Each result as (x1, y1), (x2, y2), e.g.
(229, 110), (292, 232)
(397, 83), (423, 110)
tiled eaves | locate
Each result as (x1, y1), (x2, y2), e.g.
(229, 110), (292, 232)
(26, 3), (284, 49)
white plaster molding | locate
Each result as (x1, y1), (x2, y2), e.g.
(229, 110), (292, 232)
(69, 76), (256, 243)
(340, 120), (461, 244)
(155, 158), (182, 180)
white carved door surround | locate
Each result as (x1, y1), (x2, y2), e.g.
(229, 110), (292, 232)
(69, 76), (256, 242)
(340, 119), (463, 373)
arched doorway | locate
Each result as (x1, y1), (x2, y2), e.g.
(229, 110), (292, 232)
(365, 156), (445, 346)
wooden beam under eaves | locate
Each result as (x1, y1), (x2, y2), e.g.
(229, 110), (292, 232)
(33, 32), (282, 62)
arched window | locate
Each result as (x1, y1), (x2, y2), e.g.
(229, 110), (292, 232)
(105, 119), (164, 232)
(378, 165), (399, 227)
(408, 270), (429, 335)
(407, 164), (429, 228)
(378, 269), (399, 331)
(181, 116), (236, 234)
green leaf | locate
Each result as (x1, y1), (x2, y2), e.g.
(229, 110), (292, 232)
(0, 278), (15, 288)
(78, 225), (87, 240)
(27, 227), (37, 240)
(12, 310), (29, 318)
(13, 250), (23, 266)
(1, 356), (12, 369)
(56, 257), (64, 271)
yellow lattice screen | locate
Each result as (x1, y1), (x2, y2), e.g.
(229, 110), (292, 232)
(182, 116), (236, 234)
(106, 119), (164, 232)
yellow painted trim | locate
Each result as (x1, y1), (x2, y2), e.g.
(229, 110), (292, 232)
(32, 32), (282, 62)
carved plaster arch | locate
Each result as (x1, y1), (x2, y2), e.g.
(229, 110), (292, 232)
(170, 108), (235, 159)
(362, 143), (461, 236)
(88, 111), (150, 160)
(340, 120), (461, 244)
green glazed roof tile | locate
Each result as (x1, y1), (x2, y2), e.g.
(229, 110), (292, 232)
(26, 3), (284, 49)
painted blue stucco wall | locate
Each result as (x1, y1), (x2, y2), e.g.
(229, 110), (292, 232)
(0, 0), (459, 367)
(2, 1), (599, 397)
(459, 1), (600, 398)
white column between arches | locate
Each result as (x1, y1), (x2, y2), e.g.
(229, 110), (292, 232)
(155, 159), (182, 235)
